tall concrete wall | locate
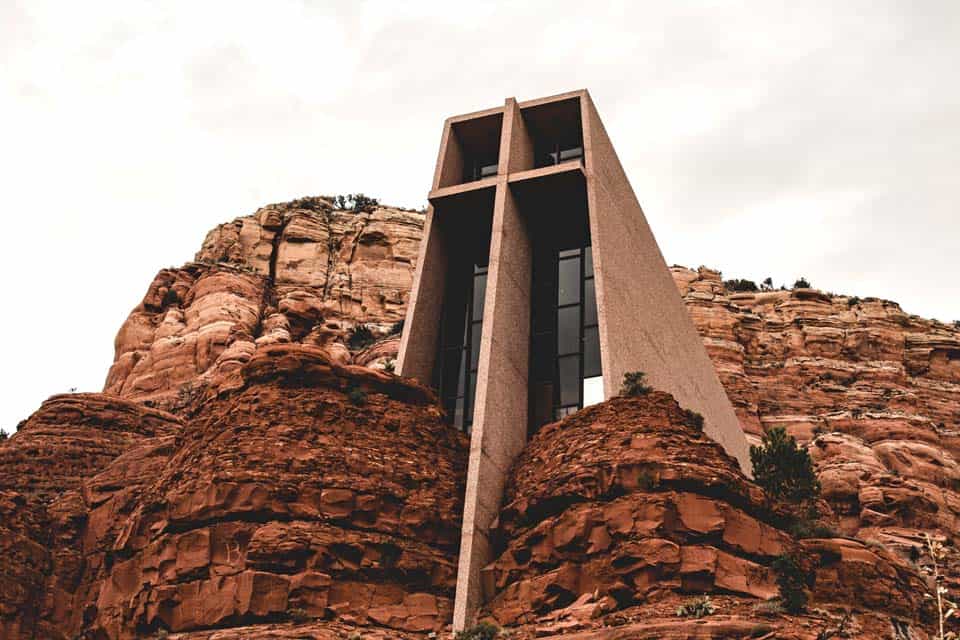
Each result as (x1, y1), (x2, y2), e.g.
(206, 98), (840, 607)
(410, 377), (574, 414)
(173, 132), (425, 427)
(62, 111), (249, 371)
(581, 92), (751, 473)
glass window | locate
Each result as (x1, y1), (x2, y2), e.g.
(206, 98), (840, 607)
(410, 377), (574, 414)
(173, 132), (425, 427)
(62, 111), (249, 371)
(583, 246), (593, 276)
(558, 258), (580, 305)
(584, 278), (597, 326)
(557, 306), (580, 356)
(470, 322), (482, 368)
(472, 273), (487, 321)
(559, 146), (583, 161)
(582, 376), (604, 407)
(583, 326), (601, 378)
(557, 405), (579, 419)
(558, 355), (580, 406)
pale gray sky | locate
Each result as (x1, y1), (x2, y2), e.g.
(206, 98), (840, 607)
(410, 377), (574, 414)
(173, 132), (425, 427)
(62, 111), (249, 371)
(2, 1), (957, 431)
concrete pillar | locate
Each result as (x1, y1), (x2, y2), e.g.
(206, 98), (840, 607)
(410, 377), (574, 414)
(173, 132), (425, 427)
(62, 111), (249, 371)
(452, 98), (533, 629)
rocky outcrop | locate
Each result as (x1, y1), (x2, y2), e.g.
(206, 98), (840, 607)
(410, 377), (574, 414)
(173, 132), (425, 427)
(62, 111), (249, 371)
(104, 198), (421, 410)
(3, 195), (959, 639)
(483, 393), (928, 634)
(0, 394), (182, 639)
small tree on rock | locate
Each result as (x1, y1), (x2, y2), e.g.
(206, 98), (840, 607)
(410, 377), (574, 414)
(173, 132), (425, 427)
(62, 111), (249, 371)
(750, 426), (821, 504)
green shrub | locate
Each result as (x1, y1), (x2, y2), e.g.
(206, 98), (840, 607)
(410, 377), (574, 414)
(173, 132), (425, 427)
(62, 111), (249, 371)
(390, 319), (405, 335)
(162, 287), (179, 307)
(682, 409), (705, 431)
(750, 427), (821, 504)
(793, 277), (811, 289)
(334, 193), (380, 213)
(0, 429), (8, 441)
(620, 371), (652, 397)
(347, 386), (367, 406)
(348, 324), (376, 350)
(724, 278), (758, 292)
(676, 595), (716, 618)
(847, 296), (861, 307)
(789, 519), (838, 539)
(455, 621), (504, 640)
(762, 277), (774, 290)
(382, 359), (396, 374)
(772, 553), (813, 613)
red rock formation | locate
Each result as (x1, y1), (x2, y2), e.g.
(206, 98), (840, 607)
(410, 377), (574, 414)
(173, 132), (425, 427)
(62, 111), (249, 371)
(104, 197), (421, 410)
(483, 393), (929, 635)
(96, 346), (464, 639)
(3, 197), (959, 639)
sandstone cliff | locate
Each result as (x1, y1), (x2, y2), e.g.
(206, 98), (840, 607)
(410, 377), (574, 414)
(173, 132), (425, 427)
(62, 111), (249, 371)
(1, 195), (958, 639)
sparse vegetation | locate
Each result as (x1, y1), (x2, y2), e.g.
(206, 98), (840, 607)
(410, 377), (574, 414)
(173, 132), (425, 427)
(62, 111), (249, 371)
(0, 429), (8, 441)
(287, 607), (310, 623)
(347, 386), (367, 407)
(348, 324), (376, 350)
(455, 621), (506, 640)
(383, 359), (396, 374)
(620, 371), (652, 397)
(724, 278), (759, 292)
(772, 552), (813, 613)
(390, 319), (405, 335)
(676, 595), (716, 618)
(752, 599), (784, 617)
(847, 296), (861, 307)
(789, 519), (839, 539)
(682, 409), (705, 431)
(953, 320), (960, 330)
(750, 426), (821, 505)
(922, 533), (958, 640)
(333, 193), (380, 213)
(162, 287), (179, 307)
(762, 277), (774, 290)
(793, 277), (811, 289)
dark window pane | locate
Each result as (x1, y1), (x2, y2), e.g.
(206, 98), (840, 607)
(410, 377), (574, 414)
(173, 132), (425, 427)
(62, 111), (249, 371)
(467, 372), (477, 408)
(584, 278), (597, 326)
(479, 163), (498, 178)
(559, 355), (580, 406)
(472, 273), (487, 321)
(470, 321), (482, 369)
(457, 352), (467, 395)
(454, 397), (465, 428)
(559, 248), (581, 258)
(557, 306), (580, 355)
(559, 146), (583, 161)
(531, 332), (555, 380)
(558, 258), (580, 305)
(441, 348), (463, 395)
(584, 326), (601, 378)
(530, 382), (554, 431)
(583, 246), (593, 276)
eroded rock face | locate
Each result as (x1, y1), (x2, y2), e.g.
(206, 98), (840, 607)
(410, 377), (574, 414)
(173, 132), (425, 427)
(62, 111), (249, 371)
(87, 345), (467, 639)
(0, 394), (182, 639)
(105, 197), (421, 410)
(483, 393), (927, 631)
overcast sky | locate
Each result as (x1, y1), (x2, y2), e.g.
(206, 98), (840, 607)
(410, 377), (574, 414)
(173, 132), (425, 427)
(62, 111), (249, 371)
(2, 1), (957, 431)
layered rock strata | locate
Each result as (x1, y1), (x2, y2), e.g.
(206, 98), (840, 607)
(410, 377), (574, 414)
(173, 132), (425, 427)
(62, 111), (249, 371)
(105, 197), (421, 410)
